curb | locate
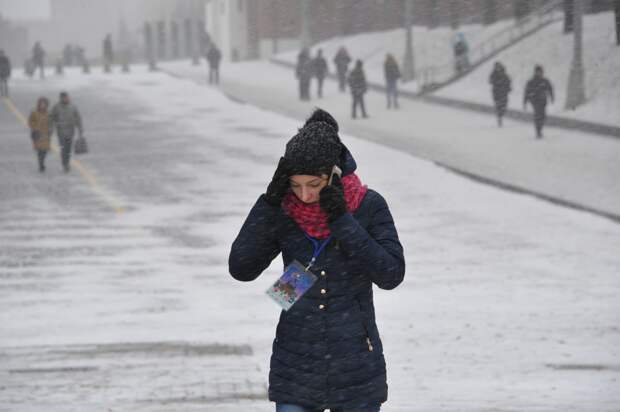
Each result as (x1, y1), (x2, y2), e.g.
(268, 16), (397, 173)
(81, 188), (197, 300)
(436, 162), (620, 224)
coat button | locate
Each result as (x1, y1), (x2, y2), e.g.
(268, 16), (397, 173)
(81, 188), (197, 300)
(320, 289), (327, 294)
(320, 270), (326, 276)
(319, 304), (325, 310)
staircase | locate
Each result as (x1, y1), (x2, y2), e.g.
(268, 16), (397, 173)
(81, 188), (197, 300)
(417, 0), (563, 94)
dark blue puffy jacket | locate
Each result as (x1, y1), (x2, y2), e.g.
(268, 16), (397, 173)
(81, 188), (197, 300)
(229, 152), (405, 410)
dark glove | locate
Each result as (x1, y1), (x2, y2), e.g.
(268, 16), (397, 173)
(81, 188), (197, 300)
(264, 157), (290, 207)
(319, 174), (347, 222)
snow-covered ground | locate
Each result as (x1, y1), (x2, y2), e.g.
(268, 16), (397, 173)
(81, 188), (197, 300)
(1, 66), (620, 411)
(277, 20), (515, 94)
(160, 58), (620, 219)
(438, 11), (620, 127)
(276, 12), (620, 127)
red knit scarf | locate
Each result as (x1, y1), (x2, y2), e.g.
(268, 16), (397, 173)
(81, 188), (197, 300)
(282, 173), (368, 239)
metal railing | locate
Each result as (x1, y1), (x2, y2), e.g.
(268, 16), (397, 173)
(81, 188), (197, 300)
(418, 0), (563, 92)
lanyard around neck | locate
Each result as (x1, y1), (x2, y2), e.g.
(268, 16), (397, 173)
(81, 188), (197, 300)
(304, 234), (332, 271)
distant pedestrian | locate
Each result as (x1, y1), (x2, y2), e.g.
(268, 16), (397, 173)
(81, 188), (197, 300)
(207, 44), (222, 85)
(229, 107), (404, 412)
(0, 50), (11, 97)
(333, 46), (351, 92)
(453, 32), (469, 74)
(295, 47), (313, 101)
(28, 97), (53, 172)
(489, 62), (512, 127)
(313, 49), (328, 98)
(384, 54), (401, 109)
(62, 44), (74, 66)
(51, 92), (84, 172)
(524, 65), (554, 139)
(103, 34), (114, 72)
(32, 42), (46, 79)
(348, 59), (368, 119)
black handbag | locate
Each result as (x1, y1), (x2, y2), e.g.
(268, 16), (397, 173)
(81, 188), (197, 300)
(74, 135), (88, 154)
(30, 130), (40, 141)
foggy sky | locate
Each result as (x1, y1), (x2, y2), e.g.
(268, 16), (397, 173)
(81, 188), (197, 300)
(0, 0), (50, 20)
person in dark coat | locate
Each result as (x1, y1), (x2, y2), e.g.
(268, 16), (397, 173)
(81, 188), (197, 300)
(103, 34), (114, 72)
(384, 54), (401, 109)
(229, 108), (405, 412)
(313, 49), (328, 98)
(0, 50), (11, 97)
(51, 91), (84, 172)
(453, 32), (469, 74)
(333, 46), (351, 92)
(524, 65), (554, 138)
(207, 44), (222, 84)
(348, 60), (368, 119)
(296, 48), (313, 100)
(32, 42), (46, 79)
(489, 62), (512, 127)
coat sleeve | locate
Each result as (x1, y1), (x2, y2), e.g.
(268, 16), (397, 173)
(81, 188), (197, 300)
(329, 192), (405, 290)
(228, 195), (282, 282)
(28, 111), (36, 130)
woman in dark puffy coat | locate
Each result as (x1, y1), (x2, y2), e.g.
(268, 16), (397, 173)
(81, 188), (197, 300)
(229, 108), (405, 412)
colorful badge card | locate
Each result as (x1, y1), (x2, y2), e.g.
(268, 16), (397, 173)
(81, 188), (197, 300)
(266, 260), (317, 311)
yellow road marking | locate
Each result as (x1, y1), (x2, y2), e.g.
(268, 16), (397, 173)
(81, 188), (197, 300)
(2, 97), (126, 214)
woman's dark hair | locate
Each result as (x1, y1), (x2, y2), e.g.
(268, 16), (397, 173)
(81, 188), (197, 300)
(37, 97), (49, 109)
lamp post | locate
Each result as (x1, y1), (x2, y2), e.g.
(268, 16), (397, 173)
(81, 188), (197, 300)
(402, 0), (415, 82)
(565, 0), (585, 110)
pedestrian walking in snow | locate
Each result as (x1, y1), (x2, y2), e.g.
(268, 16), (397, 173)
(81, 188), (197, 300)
(51, 92), (84, 172)
(229, 108), (405, 412)
(524, 65), (554, 139)
(296, 48), (313, 100)
(348, 60), (368, 119)
(384, 53), (401, 109)
(453, 32), (469, 74)
(32, 42), (46, 79)
(28, 97), (53, 173)
(489, 61), (512, 127)
(207, 44), (222, 85)
(334, 46), (351, 92)
(103, 34), (114, 73)
(313, 49), (328, 98)
(0, 50), (11, 97)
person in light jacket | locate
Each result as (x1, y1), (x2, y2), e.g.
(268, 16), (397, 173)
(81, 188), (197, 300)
(28, 97), (53, 172)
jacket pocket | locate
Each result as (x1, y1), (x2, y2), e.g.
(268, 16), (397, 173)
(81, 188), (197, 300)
(355, 296), (374, 352)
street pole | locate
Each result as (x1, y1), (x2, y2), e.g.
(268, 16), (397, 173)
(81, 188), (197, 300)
(565, 0), (585, 110)
(300, 0), (311, 49)
(402, 0), (415, 82)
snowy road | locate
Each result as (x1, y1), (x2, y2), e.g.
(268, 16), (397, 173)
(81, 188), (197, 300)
(161, 60), (620, 221)
(1, 68), (619, 411)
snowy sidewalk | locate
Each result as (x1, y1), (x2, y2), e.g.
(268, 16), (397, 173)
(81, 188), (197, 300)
(1, 67), (620, 411)
(160, 60), (620, 222)
(269, 57), (620, 139)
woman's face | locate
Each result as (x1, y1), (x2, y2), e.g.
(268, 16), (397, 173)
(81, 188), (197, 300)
(290, 174), (329, 204)
(38, 101), (48, 111)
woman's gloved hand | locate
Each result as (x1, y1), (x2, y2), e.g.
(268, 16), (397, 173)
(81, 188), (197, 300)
(319, 174), (347, 222)
(264, 157), (291, 207)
